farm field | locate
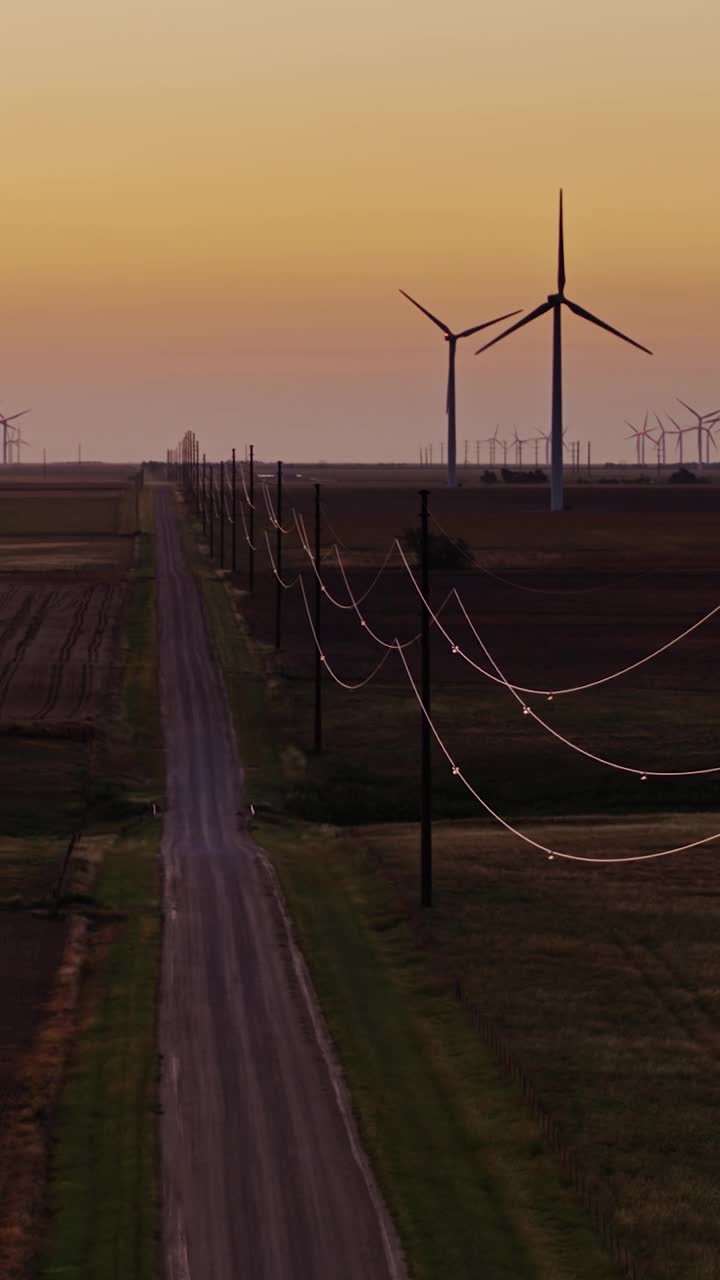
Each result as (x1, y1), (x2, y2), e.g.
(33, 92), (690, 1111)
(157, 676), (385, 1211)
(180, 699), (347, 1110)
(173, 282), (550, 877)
(231, 481), (720, 824)
(195, 473), (720, 1280)
(0, 471), (156, 1278)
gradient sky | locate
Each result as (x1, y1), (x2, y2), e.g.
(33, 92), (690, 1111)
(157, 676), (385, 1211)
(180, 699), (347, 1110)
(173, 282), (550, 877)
(2, 0), (719, 464)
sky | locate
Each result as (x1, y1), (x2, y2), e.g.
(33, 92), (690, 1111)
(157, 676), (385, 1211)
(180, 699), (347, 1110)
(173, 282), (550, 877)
(1, 0), (719, 465)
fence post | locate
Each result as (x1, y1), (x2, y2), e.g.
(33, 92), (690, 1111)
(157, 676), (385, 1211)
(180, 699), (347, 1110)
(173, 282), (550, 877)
(231, 447), (237, 572)
(313, 482), (323, 752)
(274, 460), (283, 649)
(419, 488), (432, 907)
(249, 444), (255, 593)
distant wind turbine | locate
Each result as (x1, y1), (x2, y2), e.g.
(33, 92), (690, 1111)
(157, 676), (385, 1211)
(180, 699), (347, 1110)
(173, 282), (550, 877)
(624, 413), (655, 466)
(665, 414), (694, 465)
(399, 290), (520, 488)
(0, 410), (30, 465)
(476, 191), (652, 511)
(11, 429), (30, 463)
(676, 398), (720, 468)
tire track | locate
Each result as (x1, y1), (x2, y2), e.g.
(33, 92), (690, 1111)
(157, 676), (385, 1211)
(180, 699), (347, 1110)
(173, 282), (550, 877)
(0, 591), (58, 713)
(33, 587), (95, 721)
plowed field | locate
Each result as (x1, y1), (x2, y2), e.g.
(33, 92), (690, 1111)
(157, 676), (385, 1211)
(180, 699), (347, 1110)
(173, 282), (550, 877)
(0, 582), (125, 725)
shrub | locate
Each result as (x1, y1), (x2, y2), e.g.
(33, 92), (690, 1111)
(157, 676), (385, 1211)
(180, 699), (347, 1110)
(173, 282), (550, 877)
(402, 526), (471, 570)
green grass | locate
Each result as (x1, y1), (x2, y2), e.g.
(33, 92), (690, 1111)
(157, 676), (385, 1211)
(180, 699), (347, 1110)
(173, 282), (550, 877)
(36, 486), (162, 1280)
(283, 682), (720, 825)
(359, 817), (720, 1280)
(36, 821), (160, 1280)
(0, 486), (136, 536)
(185, 503), (621, 1280)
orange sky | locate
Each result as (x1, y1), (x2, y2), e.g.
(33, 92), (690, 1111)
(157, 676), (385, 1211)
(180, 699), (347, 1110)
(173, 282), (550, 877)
(2, 0), (719, 463)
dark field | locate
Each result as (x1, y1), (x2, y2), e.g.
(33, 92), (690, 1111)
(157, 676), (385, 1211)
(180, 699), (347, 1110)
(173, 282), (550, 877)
(0, 476), (143, 1248)
(231, 482), (720, 825)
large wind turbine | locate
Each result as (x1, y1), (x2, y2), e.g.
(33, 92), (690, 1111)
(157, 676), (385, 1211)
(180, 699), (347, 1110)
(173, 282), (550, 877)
(399, 291), (520, 488)
(0, 410), (30, 465)
(476, 192), (652, 511)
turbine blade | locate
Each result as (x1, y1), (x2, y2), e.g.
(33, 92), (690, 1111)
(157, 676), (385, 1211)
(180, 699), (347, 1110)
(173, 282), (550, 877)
(563, 298), (652, 354)
(475, 300), (554, 354)
(676, 397), (699, 418)
(558, 189), (566, 294)
(398, 289), (450, 334)
(456, 309), (522, 339)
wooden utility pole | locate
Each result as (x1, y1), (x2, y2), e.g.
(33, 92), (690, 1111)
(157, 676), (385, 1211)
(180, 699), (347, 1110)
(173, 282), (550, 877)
(419, 489), (432, 908)
(313, 482), (323, 753)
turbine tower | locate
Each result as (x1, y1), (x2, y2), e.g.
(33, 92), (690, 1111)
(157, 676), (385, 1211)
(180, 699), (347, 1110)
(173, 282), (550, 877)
(399, 290), (520, 488)
(476, 191), (652, 511)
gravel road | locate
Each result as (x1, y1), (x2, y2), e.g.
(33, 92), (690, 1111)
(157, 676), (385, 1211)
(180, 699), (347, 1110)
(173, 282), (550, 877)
(155, 489), (404, 1280)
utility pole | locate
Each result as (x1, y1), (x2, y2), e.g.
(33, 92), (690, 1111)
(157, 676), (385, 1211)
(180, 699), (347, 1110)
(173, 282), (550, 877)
(219, 460), (225, 568)
(419, 489), (432, 908)
(314, 482), (323, 753)
(464, 440), (468, 466)
(248, 444), (255, 592)
(201, 454), (207, 535)
(209, 464), (214, 558)
(274, 460), (283, 648)
(475, 440), (480, 465)
(231, 447), (237, 572)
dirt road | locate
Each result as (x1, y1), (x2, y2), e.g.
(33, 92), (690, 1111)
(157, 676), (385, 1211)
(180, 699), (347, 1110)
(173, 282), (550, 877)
(155, 490), (404, 1280)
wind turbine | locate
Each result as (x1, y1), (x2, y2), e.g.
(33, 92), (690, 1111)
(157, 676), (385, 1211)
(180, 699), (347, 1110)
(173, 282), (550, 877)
(399, 290), (520, 488)
(0, 410), (30, 464)
(624, 413), (655, 466)
(665, 414), (694, 465)
(476, 191), (652, 511)
(536, 428), (551, 465)
(512, 428), (533, 466)
(10, 428), (30, 463)
(652, 414), (667, 473)
(676, 398), (720, 468)
(485, 427), (501, 465)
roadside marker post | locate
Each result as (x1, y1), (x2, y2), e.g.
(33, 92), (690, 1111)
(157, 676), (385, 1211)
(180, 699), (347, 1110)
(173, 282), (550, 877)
(419, 488), (432, 907)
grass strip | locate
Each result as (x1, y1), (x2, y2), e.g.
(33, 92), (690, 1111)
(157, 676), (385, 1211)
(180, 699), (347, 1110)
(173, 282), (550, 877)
(185, 504), (621, 1280)
(36, 823), (160, 1280)
(37, 484), (162, 1279)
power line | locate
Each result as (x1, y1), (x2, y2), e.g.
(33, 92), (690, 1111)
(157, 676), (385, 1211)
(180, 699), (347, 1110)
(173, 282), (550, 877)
(396, 540), (720, 699)
(395, 642), (720, 866)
